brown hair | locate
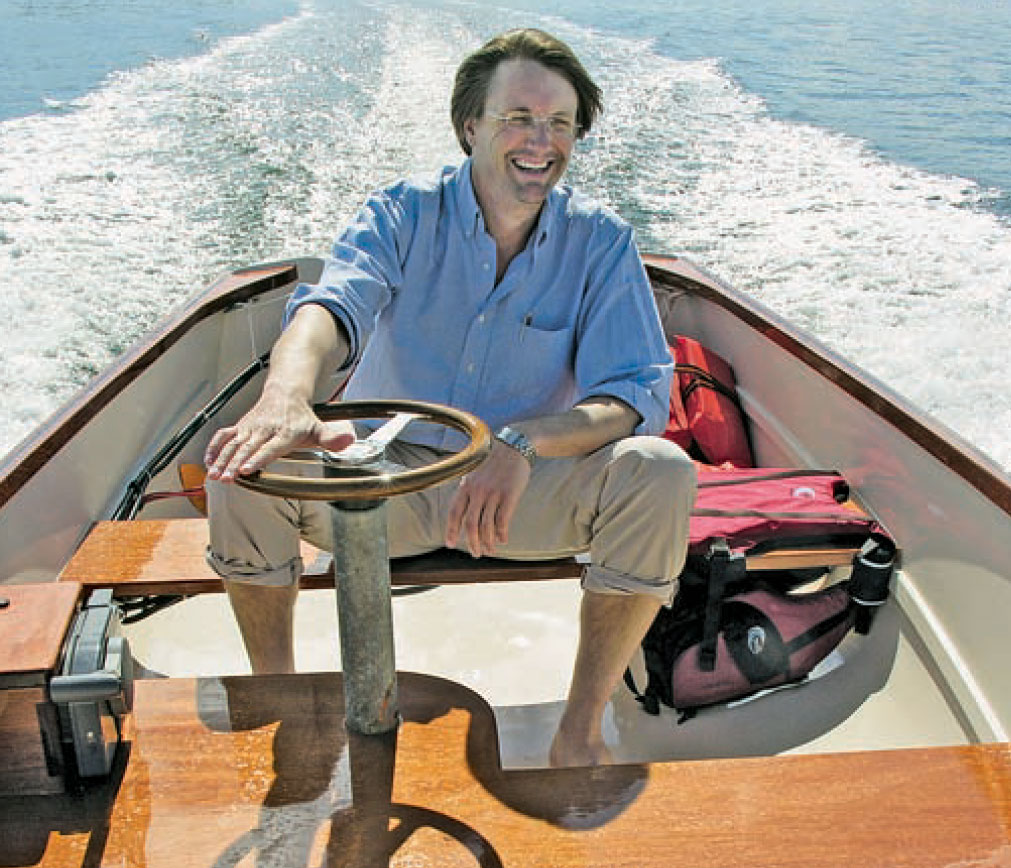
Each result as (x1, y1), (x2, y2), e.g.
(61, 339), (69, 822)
(451, 28), (603, 155)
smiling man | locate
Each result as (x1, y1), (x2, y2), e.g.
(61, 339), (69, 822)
(204, 29), (696, 767)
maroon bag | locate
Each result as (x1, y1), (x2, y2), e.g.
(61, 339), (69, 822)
(688, 466), (884, 555)
(626, 469), (897, 721)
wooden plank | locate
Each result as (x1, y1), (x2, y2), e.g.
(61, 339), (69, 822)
(58, 519), (582, 596)
(0, 687), (65, 796)
(0, 585), (79, 796)
(59, 518), (866, 596)
(1, 672), (1007, 867)
(0, 583), (81, 684)
(745, 546), (858, 570)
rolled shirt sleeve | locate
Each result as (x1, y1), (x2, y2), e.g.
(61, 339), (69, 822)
(572, 222), (674, 436)
(284, 187), (411, 370)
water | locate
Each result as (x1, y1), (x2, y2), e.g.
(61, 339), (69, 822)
(1, 0), (1009, 473)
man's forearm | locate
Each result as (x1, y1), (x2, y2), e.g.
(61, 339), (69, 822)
(264, 303), (350, 403)
(509, 397), (641, 459)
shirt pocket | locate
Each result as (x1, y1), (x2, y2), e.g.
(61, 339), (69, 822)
(500, 322), (576, 408)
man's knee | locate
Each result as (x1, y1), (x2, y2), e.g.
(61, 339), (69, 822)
(609, 436), (697, 501)
(205, 477), (304, 587)
(593, 436), (696, 595)
(581, 564), (679, 604)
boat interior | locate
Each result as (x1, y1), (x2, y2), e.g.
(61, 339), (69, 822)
(109, 529), (967, 770)
(2, 255), (1009, 865)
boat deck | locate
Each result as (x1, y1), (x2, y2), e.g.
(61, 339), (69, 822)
(2, 517), (1007, 867)
(2, 670), (1007, 868)
(124, 576), (971, 770)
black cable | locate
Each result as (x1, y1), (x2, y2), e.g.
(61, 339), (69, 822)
(111, 352), (270, 520)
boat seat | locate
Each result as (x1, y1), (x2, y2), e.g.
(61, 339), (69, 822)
(58, 518), (583, 596)
(58, 518), (862, 598)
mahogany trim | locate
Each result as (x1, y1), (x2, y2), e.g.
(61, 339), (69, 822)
(0, 264), (297, 508)
(0, 583), (81, 686)
(645, 254), (1011, 519)
(60, 518), (859, 597)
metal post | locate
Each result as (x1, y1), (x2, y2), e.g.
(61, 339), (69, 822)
(329, 499), (399, 734)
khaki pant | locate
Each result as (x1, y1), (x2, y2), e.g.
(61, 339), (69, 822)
(206, 435), (696, 604)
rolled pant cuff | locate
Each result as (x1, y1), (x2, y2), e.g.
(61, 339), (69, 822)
(205, 547), (303, 588)
(582, 563), (678, 605)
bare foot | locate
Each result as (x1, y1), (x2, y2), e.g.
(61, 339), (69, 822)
(548, 727), (613, 768)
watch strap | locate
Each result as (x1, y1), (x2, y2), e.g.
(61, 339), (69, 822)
(494, 426), (537, 466)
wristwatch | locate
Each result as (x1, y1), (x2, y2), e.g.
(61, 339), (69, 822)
(495, 426), (537, 466)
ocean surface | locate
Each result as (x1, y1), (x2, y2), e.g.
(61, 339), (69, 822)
(1, 0), (1010, 472)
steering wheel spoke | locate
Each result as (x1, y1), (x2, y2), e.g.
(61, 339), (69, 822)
(364, 411), (421, 449)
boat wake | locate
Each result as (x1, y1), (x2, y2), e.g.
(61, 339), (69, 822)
(1, 0), (1009, 472)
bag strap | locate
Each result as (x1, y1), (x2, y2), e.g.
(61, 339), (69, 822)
(676, 363), (743, 408)
(698, 539), (747, 671)
(784, 604), (855, 655)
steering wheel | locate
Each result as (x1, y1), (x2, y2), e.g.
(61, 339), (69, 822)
(236, 399), (491, 502)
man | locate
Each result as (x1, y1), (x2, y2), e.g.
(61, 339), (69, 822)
(204, 28), (696, 767)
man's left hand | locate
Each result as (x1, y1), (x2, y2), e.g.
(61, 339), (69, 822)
(445, 440), (531, 557)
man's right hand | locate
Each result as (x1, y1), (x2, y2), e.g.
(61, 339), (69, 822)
(204, 386), (355, 482)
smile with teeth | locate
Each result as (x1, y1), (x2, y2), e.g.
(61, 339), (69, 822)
(512, 157), (553, 173)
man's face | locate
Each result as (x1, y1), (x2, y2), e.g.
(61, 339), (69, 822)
(465, 58), (580, 219)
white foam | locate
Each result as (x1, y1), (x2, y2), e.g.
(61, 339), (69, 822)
(2, 3), (1009, 477)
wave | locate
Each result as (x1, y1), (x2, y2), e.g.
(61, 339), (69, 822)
(1, 0), (1009, 473)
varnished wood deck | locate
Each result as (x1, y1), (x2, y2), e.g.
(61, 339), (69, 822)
(0, 672), (1008, 867)
(0, 583), (81, 687)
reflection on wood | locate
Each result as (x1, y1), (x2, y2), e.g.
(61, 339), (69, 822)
(1, 672), (1008, 866)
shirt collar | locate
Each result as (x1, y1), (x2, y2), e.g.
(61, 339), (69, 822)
(455, 158), (560, 246)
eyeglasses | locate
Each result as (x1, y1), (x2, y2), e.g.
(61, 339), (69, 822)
(488, 112), (582, 141)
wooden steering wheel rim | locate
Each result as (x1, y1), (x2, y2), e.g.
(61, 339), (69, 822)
(235, 399), (491, 501)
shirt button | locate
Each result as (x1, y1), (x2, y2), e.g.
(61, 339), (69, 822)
(477, 314), (486, 324)
(466, 363), (476, 374)
(482, 262), (491, 271)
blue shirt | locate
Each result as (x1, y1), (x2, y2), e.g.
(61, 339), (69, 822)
(285, 160), (673, 450)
